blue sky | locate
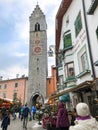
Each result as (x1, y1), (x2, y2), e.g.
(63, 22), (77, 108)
(0, 0), (62, 79)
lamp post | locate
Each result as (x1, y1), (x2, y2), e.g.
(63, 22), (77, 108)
(47, 45), (55, 57)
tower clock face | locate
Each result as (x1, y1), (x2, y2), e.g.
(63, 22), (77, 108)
(33, 46), (42, 54)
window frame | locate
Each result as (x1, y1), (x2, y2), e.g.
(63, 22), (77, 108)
(65, 62), (75, 79)
(35, 22), (40, 31)
(14, 82), (18, 88)
(13, 92), (17, 101)
(77, 45), (89, 73)
(74, 11), (82, 37)
(3, 92), (6, 98)
(4, 84), (7, 89)
(63, 30), (72, 49)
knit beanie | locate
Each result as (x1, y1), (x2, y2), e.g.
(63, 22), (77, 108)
(76, 102), (90, 116)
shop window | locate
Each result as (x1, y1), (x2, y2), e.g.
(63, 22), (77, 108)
(63, 31), (72, 49)
(74, 11), (82, 37)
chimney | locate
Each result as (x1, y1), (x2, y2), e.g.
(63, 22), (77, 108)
(0, 76), (3, 81)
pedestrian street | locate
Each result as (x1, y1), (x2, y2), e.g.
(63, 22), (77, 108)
(0, 117), (45, 130)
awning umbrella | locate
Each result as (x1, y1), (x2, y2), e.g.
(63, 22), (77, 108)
(59, 93), (70, 103)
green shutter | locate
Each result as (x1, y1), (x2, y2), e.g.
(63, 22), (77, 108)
(96, 27), (98, 39)
(64, 33), (72, 48)
(74, 11), (82, 37)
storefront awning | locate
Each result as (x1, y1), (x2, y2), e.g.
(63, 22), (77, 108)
(49, 80), (93, 100)
(59, 94), (70, 102)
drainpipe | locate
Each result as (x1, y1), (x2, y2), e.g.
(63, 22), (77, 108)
(23, 79), (26, 105)
(82, 0), (97, 117)
(82, 0), (96, 79)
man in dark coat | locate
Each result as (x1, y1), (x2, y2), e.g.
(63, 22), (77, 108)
(23, 103), (31, 129)
(1, 112), (10, 130)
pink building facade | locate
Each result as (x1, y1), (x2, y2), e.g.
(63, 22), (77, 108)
(0, 77), (28, 105)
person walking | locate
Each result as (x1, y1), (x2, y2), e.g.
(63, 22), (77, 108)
(32, 105), (36, 120)
(23, 103), (31, 129)
(1, 107), (7, 120)
(20, 105), (24, 121)
(70, 108), (77, 126)
(1, 112), (10, 130)
(56, 102), (69, 130)
(69, 102), (98, 130)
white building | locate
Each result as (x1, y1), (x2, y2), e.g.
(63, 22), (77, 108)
(53, 0), (98, 116)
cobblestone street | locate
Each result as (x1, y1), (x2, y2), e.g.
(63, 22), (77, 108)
(0, 117), (45, 130)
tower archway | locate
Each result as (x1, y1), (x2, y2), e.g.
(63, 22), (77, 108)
(30, 92), (44, 109)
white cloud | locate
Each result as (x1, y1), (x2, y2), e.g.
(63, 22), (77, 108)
(13, 52), (28, 57)
(1, 65), (28, 80)
(0, 0), (62, 79)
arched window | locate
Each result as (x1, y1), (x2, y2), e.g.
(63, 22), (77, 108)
(35, 23), (40, 31)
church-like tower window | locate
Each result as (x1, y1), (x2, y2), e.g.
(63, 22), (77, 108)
(35, 23), (40, 31)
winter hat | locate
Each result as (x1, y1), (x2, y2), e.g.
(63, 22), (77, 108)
(76, 102), (90, 116)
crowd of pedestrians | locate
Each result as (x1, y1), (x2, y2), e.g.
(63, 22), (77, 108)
(0, 102), (98, 130)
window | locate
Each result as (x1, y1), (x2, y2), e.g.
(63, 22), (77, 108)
(96, 27), (98, 39)
(58, 75), (64, 90)
(63, 31), (72, 49)
(35, 23), (40, 31)
(4, 84), (7, 89)
(15, 82), (18, 88)
(0, 85), (2, 89)
(78, 45), (89, 73)
(3, 93), (6, 98)
(65, 62), (75, 78)
(58, 54), (63, 67)
(87, 0), (97, 14)
(37, 67), (39, 73)
(81, 52), (88, 71)
(74, 11), (82, 37)
(13, 92), (17, 101)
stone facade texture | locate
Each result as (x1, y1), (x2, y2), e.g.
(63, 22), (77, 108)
(28, 5), (47, 105)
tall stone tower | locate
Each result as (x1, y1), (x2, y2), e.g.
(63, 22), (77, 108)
(28, 4), (47, 107)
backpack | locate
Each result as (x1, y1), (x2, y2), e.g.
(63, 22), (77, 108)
(23, 107), (29, 117)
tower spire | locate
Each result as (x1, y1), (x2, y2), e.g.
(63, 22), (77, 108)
(37, 0), (38, 5)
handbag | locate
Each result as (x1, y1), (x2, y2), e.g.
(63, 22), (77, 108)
(29, 115), (32, 121)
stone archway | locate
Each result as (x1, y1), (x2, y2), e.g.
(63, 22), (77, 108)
(30, 92), (44, 109)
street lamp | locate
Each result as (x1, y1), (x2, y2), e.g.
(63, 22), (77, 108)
(47, 45), (55, 57)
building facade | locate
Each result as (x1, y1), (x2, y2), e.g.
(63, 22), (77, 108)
(28, 4), (48, 107)
(53, 0), (98, 115)
(46, 65), (57, 98)
(0, 76), (28, 105)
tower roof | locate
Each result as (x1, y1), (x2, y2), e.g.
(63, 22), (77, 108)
(30, 4), (44, 18)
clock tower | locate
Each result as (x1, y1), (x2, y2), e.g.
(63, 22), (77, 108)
(28, 4), (47, 106)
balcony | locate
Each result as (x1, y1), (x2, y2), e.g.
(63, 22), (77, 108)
(76, 69), (90, 78)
